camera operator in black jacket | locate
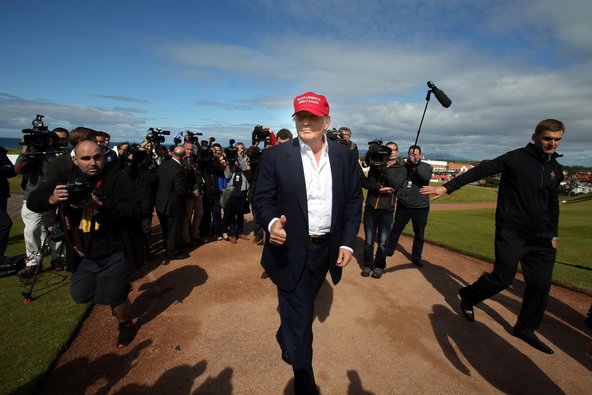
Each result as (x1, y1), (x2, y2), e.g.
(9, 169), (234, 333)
(196, 141), (225, 241)
(16, 127), (69, 276)
(122, 144), (159, 259)
(360, 141), (402, 279)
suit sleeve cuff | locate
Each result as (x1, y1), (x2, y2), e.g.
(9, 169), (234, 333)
(268, 217), (279, 233)
(340, 246), (353, 254)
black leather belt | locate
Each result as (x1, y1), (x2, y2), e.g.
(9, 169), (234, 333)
(308, 233), (330, 244)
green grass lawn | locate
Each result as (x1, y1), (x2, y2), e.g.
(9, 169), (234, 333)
(0, 220), (89, 395)
(419, 194), (592, 293)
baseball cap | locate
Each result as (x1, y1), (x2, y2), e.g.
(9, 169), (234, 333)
(292, 92), (330, 117)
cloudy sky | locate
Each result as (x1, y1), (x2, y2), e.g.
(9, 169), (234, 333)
(1, 0), (591, 165)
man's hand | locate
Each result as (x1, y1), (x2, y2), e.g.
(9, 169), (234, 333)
(86, 194), (104, 210)
(552, 238), (558, 250)
(379, 186), (395, 194)
(420, 185), (448, 201)
(336, 248), (353, 267)
(270, 215), (287, 245)
(48, 184), (69, 205)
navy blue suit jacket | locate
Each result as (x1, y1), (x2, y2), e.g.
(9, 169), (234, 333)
(253, 138), (363, 292)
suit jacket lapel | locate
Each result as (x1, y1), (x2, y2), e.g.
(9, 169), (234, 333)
(290, 139), (308, 222)
(328, 141), (344, 228)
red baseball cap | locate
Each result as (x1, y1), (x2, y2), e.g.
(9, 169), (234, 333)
(292, 92), (330, 117)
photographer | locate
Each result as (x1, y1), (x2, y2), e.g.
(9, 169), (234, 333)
(221, 141), (250, 243)
(339, 127), (359, 160)
(181, 141), (204, 245)
(27, 139), (144, 348)
(360, 141), (401, 279)
(16, 126), (69, 277)
(245, 126), (277, 244)
(211, 143), (226, 240)
(0, 145), (17, 267)
(122, 143), (159, 259)
(196, 140), (225, 241)
(385, 145), (433, 267)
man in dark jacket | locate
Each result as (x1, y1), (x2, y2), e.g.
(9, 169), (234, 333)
(385, 145), (433, 267)
(0, 146), (17, 264)
(360, 141), (401, 279)
(155, 146), (199, 260)
(27, 139), (145, 349)
(421, 119), (565, 354)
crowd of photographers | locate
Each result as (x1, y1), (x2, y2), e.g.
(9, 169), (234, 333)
(5, 114), (436, 348)
(8, 117), (432, 280)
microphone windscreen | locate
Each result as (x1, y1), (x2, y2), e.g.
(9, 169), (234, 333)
(433, 88), (452, 108)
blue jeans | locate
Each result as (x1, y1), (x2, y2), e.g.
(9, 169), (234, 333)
(363, 206), (393, 269)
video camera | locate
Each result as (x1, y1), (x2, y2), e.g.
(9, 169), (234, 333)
(21, 115), (54, 153)
(196, 144), (213, 163)
(123, 143), (149, 164)
(145, 128), (170, 144)
(365, 139), (392, 168)
(174, 130), (203, 146)
(326, 128), (350, 148)
(224, 139), (238, 162)
(252, 125), (271, 145)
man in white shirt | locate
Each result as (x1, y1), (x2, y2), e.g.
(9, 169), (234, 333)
(254, 92), (363, 394)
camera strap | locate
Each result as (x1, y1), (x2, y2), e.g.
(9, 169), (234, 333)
(60, 207), (85, 258)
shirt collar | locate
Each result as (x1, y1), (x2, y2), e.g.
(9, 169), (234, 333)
(297, 135), (329, 156)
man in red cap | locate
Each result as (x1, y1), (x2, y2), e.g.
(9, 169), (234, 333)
(254, 92), (363, 394)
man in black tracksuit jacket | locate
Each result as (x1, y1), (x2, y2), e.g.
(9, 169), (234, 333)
(421, 119), (565, 354)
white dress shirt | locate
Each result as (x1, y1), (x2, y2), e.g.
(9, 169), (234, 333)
(298, 138), (332, 236)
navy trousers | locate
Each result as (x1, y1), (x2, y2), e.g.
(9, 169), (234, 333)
(277, 240), (329, 395)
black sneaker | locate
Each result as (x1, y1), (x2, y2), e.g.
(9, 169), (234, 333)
(116, 320), (136, 349)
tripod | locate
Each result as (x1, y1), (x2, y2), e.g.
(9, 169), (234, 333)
(20, 220), (66, 304)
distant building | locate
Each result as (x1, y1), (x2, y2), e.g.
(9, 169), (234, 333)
(448, 162), (475, 175)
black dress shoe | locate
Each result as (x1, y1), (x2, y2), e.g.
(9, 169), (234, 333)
(275, 329), (291, 365)
(412, 259), (424, 267)
(168, 252), (189, 260)
(460, 298), (475, 322)
(513, 329), (554, 354)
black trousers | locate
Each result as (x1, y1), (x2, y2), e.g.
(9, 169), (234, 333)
(460, 227), (556, 331)
(277, 240), (329, 395)
(386, 205), (429, 261)
(156, 211), (183, 257)
(0, 197), (12, 258)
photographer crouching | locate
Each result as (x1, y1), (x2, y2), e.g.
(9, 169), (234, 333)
(27, 139), (145, 349)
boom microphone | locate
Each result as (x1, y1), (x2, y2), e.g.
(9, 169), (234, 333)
(427, 81), (452, 108)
